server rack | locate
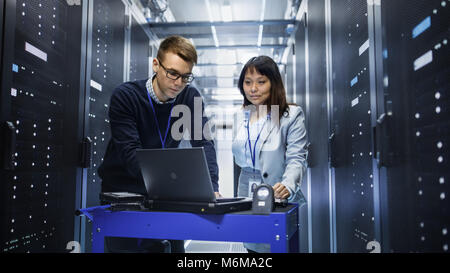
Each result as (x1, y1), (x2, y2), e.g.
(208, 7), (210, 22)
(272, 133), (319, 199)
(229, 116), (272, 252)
(0, 0), (85, 252)
(80, 1), (152, 252)
(329, 0), (379, 252)
(0, 0), (153, 253)
(379, 0), (450, 252)
(81, 0), (126, 253)
(322, 0), (449, 253)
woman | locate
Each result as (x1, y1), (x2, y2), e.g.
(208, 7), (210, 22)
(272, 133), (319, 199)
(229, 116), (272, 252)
(232, 56), (308, 253)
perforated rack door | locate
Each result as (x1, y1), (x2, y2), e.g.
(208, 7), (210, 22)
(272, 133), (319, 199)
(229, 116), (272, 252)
(0, 0), (84, 252)
(380, 0), (450, 253)
(329, 0), (378, 252)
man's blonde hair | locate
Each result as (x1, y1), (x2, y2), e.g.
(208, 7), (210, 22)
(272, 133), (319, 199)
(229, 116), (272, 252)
(157, 35), (198, 65)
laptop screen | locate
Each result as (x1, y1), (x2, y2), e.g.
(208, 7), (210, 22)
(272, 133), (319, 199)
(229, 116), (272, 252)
(136, 147), (216, 203)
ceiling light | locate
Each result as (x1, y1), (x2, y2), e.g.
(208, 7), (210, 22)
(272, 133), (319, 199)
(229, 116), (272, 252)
(212, 88), (241, 96)
(221, 1), (232, 22)
(205, 0), (219, 47)
(257, 25), (264, 47)
(212, 94), (243, 101)
(257, 0), (266, 47)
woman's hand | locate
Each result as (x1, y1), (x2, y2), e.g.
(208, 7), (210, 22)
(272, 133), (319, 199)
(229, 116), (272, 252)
(272, 183), (290, 199)
(215, 192), (223, 198)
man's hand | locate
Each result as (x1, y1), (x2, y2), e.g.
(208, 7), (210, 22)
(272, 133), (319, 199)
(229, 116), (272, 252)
(272, 183), (290, 199)
(215, 192), (223, 198)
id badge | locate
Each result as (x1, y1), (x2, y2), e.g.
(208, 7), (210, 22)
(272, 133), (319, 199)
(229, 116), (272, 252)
(248, 178), (262, 198)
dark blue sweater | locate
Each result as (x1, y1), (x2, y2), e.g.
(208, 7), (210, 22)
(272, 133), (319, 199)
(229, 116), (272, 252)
(98, 79), (219, 195)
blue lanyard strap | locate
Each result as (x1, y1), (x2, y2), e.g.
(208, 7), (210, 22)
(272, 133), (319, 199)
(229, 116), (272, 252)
(146, 91), (174, 149)
(246, 116), (268, 172)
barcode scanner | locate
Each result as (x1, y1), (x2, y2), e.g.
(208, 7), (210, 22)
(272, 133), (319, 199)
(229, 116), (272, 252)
(252, 184), (275, 214)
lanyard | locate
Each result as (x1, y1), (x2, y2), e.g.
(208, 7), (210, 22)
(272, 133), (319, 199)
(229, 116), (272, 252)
(246, 115), (269, 172)
(146, 91), (174, 149)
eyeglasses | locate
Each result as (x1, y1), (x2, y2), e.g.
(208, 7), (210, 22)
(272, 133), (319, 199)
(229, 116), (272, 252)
(158, 59), (195, 83)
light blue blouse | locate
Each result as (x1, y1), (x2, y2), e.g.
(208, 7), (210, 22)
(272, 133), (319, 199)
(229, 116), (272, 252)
(233, 111), (270, 171)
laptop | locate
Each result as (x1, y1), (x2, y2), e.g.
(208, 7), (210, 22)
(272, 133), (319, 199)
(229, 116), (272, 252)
(135, 147), (252, 214)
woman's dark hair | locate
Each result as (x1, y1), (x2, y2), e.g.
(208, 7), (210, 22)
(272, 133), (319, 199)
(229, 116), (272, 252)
(238, 56), (289, 120)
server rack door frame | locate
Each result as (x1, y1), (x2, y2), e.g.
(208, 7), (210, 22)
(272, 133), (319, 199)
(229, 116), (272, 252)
(294, 12), (309, 254)
(0, 0), (16, 252)
(324, 0), (337, 253)
(304, 0), (332, 253)
(73, 0), (90, 253)
(367, 0), (385, 253)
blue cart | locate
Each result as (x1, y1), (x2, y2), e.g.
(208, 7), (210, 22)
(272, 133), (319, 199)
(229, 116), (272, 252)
(78, 204), (299, 253)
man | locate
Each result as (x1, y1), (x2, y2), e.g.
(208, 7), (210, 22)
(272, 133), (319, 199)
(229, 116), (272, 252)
(98, 35), (220, 253)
